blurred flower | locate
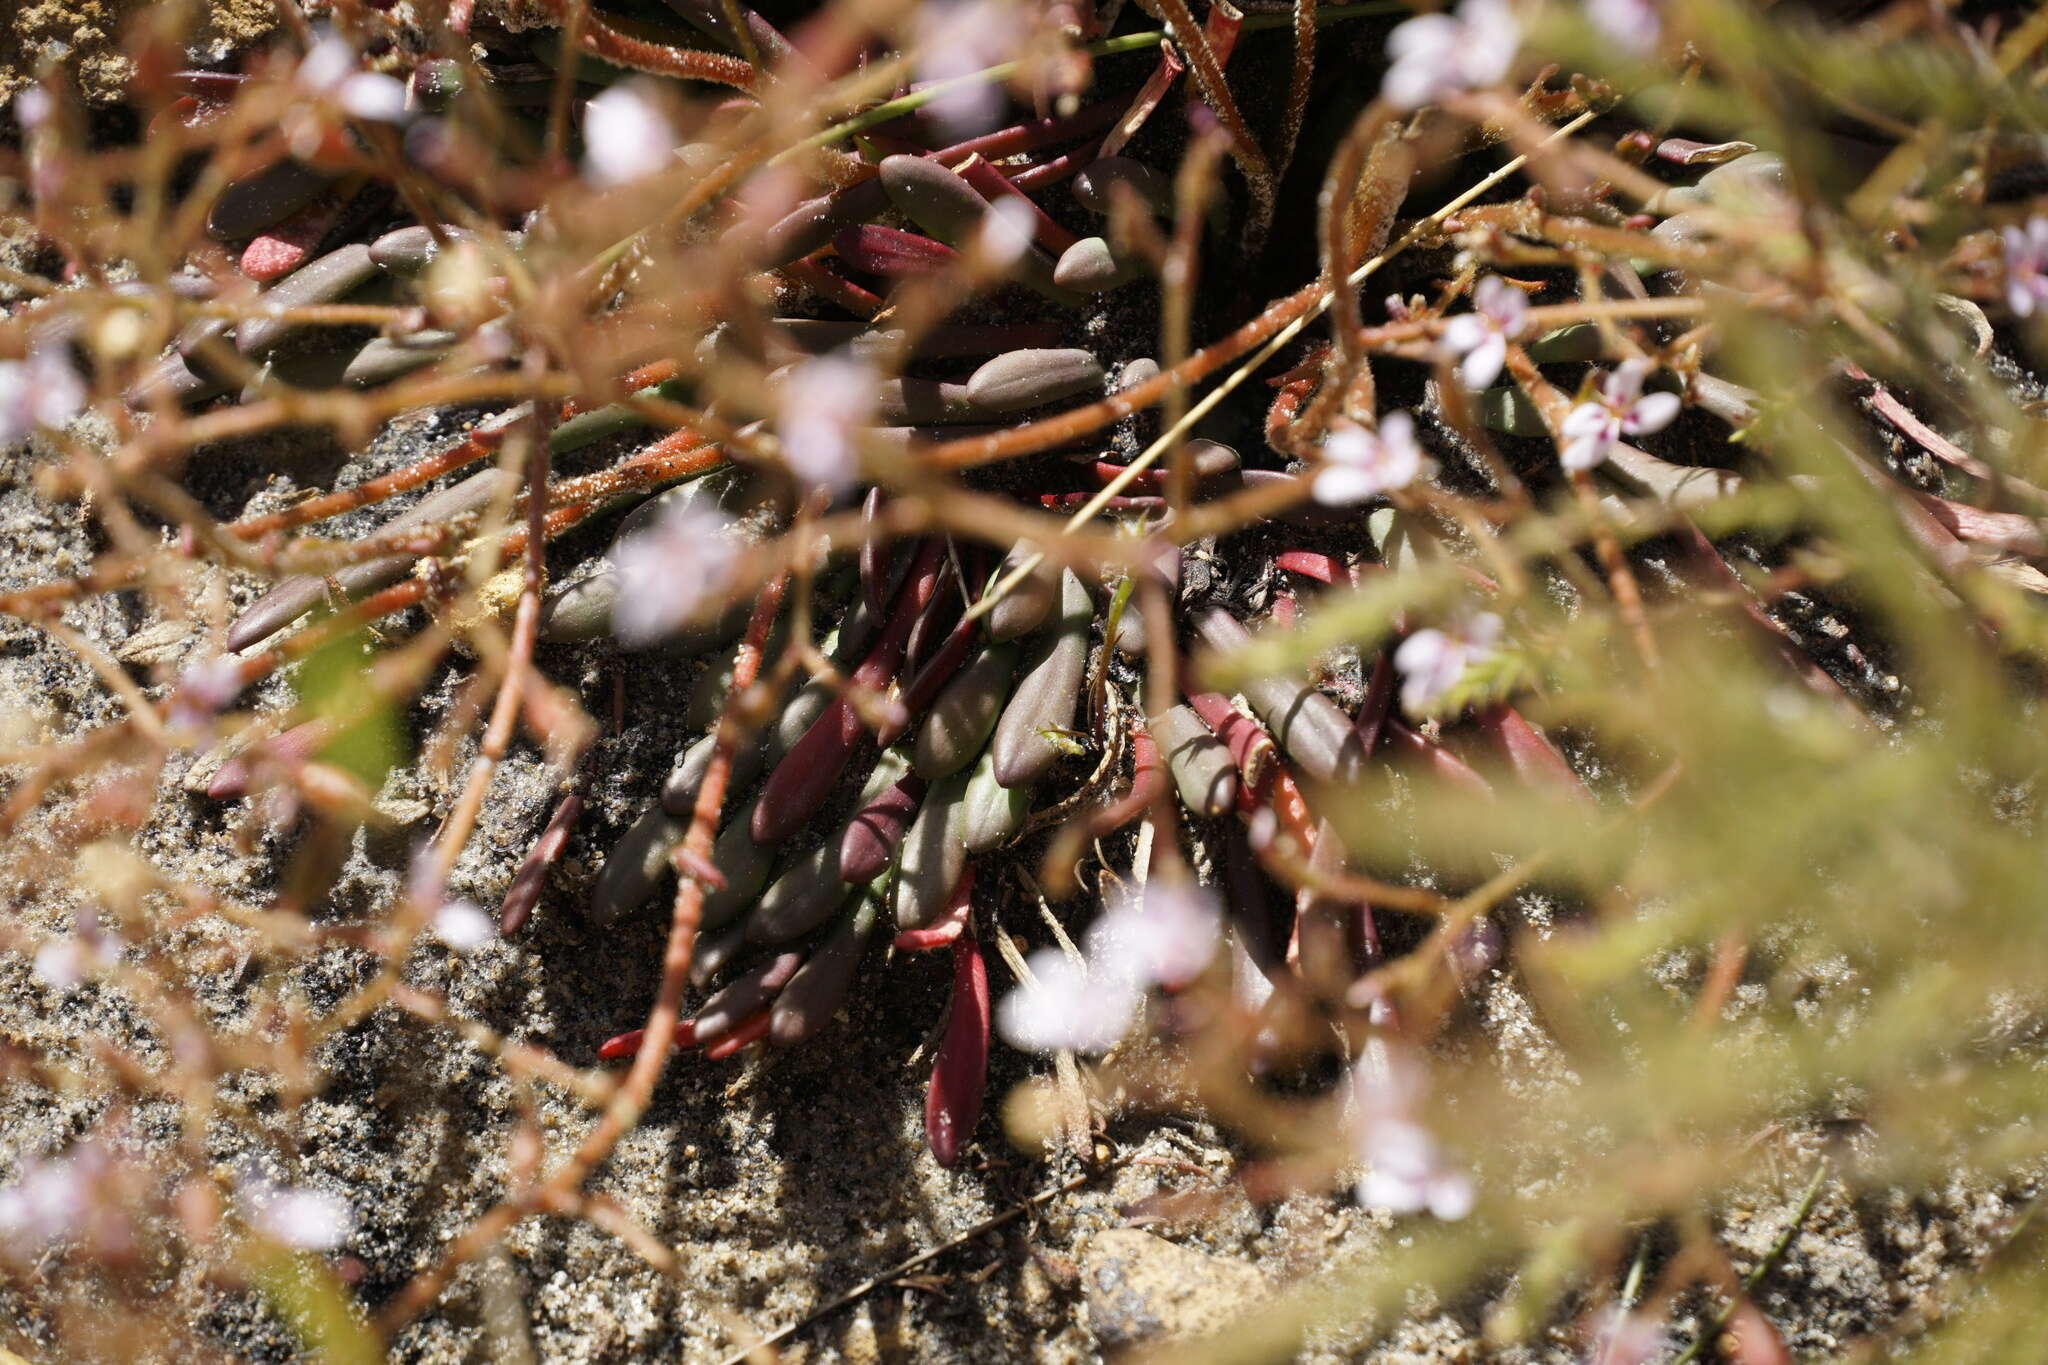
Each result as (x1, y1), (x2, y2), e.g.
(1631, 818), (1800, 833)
(1585, 0), (1661, 55)
(0, 341), (86, 447)
(2001, 217), (2048, 318)
(582, 84), (679, 187)
(167, 654), (244, 732)
(0, 1141), (135, 1256)
(975, 195), (1038, 268)
(1383, 0), (1521, 110)
(1394, 611), (1502, 714)
(1347, 1044), (1473, 1220)
(1440, 275), (1528, 390)
(13, 87), (53, 133)
(609, 499), (741, 646)
(430, 899), (493, 952)
(913, 0), (1026, 139)
(1314, 411), (1428, 506)
(240, 1170), (354, 1251)
(31, 928), (119, 991)
(299, 33), (408, 123)
(1089, 879), (1221, 991)
(1584, 1307), (1676, 1365)
(996, 947), (1139, 1054)
(998, 877), (1222, 1053)
(1559, 359), (1681, 470)
(776, 354), (875, 493)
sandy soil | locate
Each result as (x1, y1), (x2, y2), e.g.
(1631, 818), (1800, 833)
(0, 4), (2039, 1363)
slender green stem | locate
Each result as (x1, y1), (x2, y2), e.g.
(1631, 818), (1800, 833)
(1668, 1164), (1828, 1365)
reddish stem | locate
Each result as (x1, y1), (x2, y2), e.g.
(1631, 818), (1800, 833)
(925, 931), (989, 1167)
(752, 540), (947, 844)
(894, 865), (975, 952)
(702, 1010), (773, 1060)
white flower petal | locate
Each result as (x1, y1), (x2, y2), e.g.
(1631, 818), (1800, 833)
(1313, 463), (1380, 507)
(996, 949), (1136, 1054)
(339, 72), (409, 123)
(1456, 332), (1506, 391)
(1624, 390), (1682, 436)
(431, 900), (493, 952)
(255, 1187), (354, 1251)
(583, 85), (678, 187)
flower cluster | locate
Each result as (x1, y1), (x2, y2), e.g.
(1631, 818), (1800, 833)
(1559, 360), (1681, 470)
(1394, 611), (1503, 714)
(1440, 275), (1528, 391)
(1383, 0), (1522, 110)
(1314, 411), (1428, 506)
(997, 879), (1221, 1054)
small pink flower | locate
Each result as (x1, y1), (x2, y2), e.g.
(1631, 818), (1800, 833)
(1088, 879), (1221, 991)
(1314, 411), (1428, 506)
(1439, 275), (1528, 390)
(582, 84), (678, 187)
(168, 654), (244, 732)
(0, 341), (86, 447)
(776, 354), (876, 493)
(1347, 1044), (1474, 1220)
(1586, 0), (1662, 55)
(1558, 360), (1681, 470)
(1383, 0), (1521, 110)
(299, 34), (408, 123)
(2002, 217), (2048, 319)
(608, 499), (741, 646)
(996, 947), (1140, 1054)
(1393, 611), (1501, 714)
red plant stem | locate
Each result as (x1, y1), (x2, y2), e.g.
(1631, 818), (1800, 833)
(498, 779), (587, 934)
(956, 158), (1081, 255)
(1273, 549), (1340, 583)
(925, 931), (990, 1167)
(1382, 720), (1493, 797)
(878, 609), (979, 747)
(228, 414), (520, 539)
(832, 224), (960, 276)
(595, 1020), (696, 1061)
(895, 865), (975, 951)
(1186, 688), (1274, 788)
(702, 1010), (773, 1060)
(782, 254), (884, 317)
(933, 100), (1121, 165)
(752, 540), (947, 843)
(1352, 652), (1394, 758)
(1099, 38), (1186, 159)
(1007, 139), (1105, 194)
(1473, 705), (1586, 797)
(539, 0), (760, 91)
(558, 358), (684, 418)
(544, 429), (721, 507)
(1269, 591), (1298, 630)
(1085, 719), (1166, 835)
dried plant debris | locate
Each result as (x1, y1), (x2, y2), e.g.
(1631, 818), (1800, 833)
(2, 1), (2048, 1362)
